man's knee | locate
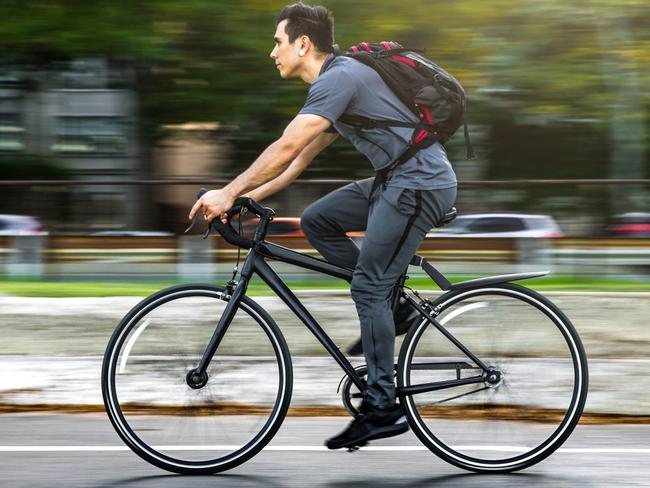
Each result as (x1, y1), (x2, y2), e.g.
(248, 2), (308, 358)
(350, 271), (391, 308)
(300, 202), (320, 238)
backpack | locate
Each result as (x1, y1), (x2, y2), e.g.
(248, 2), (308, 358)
(333, 41), (476, 166)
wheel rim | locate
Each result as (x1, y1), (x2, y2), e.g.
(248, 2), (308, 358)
(104, 289), (289, 470)
(401, 286), (586, 470)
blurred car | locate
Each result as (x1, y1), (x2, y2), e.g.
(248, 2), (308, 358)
(426, 213), (563, 238)
(604, 212), (650, 238)
(0, 214), (48, 235)
(241, 217), (303, 237)
(90, 230), (173, 237)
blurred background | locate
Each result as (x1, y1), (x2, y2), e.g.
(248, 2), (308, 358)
(0, 0), (648, 282)
(0, 5), (648, 480)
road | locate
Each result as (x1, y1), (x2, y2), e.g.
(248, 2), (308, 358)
(0, 414), (648, 487)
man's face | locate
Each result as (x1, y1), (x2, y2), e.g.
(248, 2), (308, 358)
(270, 20), (303, 79)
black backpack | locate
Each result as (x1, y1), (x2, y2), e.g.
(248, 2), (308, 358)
(334, 41), (476, 166)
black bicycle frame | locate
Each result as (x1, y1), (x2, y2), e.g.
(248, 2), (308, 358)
(193, 239), (487, 397)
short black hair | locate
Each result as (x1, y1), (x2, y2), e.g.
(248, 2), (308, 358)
(276, 3), (334, 54)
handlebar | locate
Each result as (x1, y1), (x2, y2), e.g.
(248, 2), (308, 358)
(190, 188), (275, 249)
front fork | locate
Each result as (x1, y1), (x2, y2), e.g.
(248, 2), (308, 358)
(186, 257), (252, 389)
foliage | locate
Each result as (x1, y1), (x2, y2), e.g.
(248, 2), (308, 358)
(0, 155), (70, 180)
(0, 0), (648, 184)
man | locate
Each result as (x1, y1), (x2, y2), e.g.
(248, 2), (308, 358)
(189, 3), (457, 450)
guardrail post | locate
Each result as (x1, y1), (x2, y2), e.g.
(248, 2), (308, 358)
(6, 235), (46, 278)
(516, 237), (553, 274)
(178, 235), (215, 281)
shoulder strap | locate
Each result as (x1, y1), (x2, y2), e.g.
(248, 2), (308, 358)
(338, 113), (417, 129)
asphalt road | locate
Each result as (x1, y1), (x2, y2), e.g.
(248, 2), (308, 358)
(0, 414), (648, 487)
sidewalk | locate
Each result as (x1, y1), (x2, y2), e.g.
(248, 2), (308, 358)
(0, 292), (648, 417)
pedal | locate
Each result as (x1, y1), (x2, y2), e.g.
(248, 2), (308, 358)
(345, 441), (367, 453)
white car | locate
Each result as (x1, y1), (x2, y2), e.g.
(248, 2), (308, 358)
(0, 214), (48, 236)
(426, 213), (563, 238)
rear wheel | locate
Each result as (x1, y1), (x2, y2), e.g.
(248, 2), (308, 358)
(102, 284), (293, 474)
(398, 283), (588, 473)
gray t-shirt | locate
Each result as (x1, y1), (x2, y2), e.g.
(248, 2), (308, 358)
(299, 54), (457, 190)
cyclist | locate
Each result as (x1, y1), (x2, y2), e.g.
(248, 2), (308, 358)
(189, 2), (457, 450)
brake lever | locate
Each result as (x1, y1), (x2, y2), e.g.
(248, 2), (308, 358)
(184, 187), (246, 239)
(184, 187), (213, 238)
(184, 214), (199, 234)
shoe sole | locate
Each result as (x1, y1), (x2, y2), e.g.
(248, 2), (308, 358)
(327, 417), (409, 450)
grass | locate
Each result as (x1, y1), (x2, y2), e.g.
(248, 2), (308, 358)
(0, 274), (648, 297)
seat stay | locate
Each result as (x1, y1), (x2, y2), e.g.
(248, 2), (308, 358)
(401, 290), (491, 371)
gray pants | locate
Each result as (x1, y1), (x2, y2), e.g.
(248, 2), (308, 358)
(301, 177), (457, 408)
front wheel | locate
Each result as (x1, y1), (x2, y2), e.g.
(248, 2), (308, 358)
(398, 283), (588, 473)
(101, 284), (293, 474)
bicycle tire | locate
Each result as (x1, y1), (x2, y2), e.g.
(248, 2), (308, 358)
(101, 284), (293, 474)
(397, 283), (588, 473)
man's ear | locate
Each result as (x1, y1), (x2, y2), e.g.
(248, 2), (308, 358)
(300, 35), (311, 53)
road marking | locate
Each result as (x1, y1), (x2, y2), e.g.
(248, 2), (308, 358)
(0, 446), (648, 453)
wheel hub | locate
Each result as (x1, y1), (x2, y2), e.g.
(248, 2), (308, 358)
(186, 368), (208, 389)
(485, 367), (503, 388)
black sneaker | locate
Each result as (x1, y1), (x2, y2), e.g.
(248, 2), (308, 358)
(325, 402), (409, 450)
(347, 301), (421, 356)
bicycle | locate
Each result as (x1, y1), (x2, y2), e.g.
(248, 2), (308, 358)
(101, 191), (589, 474)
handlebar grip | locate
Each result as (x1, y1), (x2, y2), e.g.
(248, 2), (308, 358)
(193, 188), (272, 248)
(210, 219), (255, 249)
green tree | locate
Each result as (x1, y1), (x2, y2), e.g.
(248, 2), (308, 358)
(1, 0), (648, 185)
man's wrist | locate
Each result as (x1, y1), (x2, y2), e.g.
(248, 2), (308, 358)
(223, 184), (240, 201)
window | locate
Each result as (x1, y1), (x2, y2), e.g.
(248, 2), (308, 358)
(52, 116), (128, 154)
(0, 112), (25, 152)
(467, 217), (526, 233)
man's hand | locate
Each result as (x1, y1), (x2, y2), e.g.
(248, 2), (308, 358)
(188, 188), (236, 223)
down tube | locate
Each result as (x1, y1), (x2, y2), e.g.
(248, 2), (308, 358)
(253, 256), (366, 393)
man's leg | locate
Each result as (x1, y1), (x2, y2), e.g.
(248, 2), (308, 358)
(326, 184), (456, 449)
(351, 186), (455, 408)
(300, 178), (373, 269)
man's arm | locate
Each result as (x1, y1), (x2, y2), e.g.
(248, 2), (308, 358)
(189, 114), (332, 221)
(246, 131), (338, 202)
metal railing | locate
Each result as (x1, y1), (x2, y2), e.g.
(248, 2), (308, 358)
(1, 235), (649, 280)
